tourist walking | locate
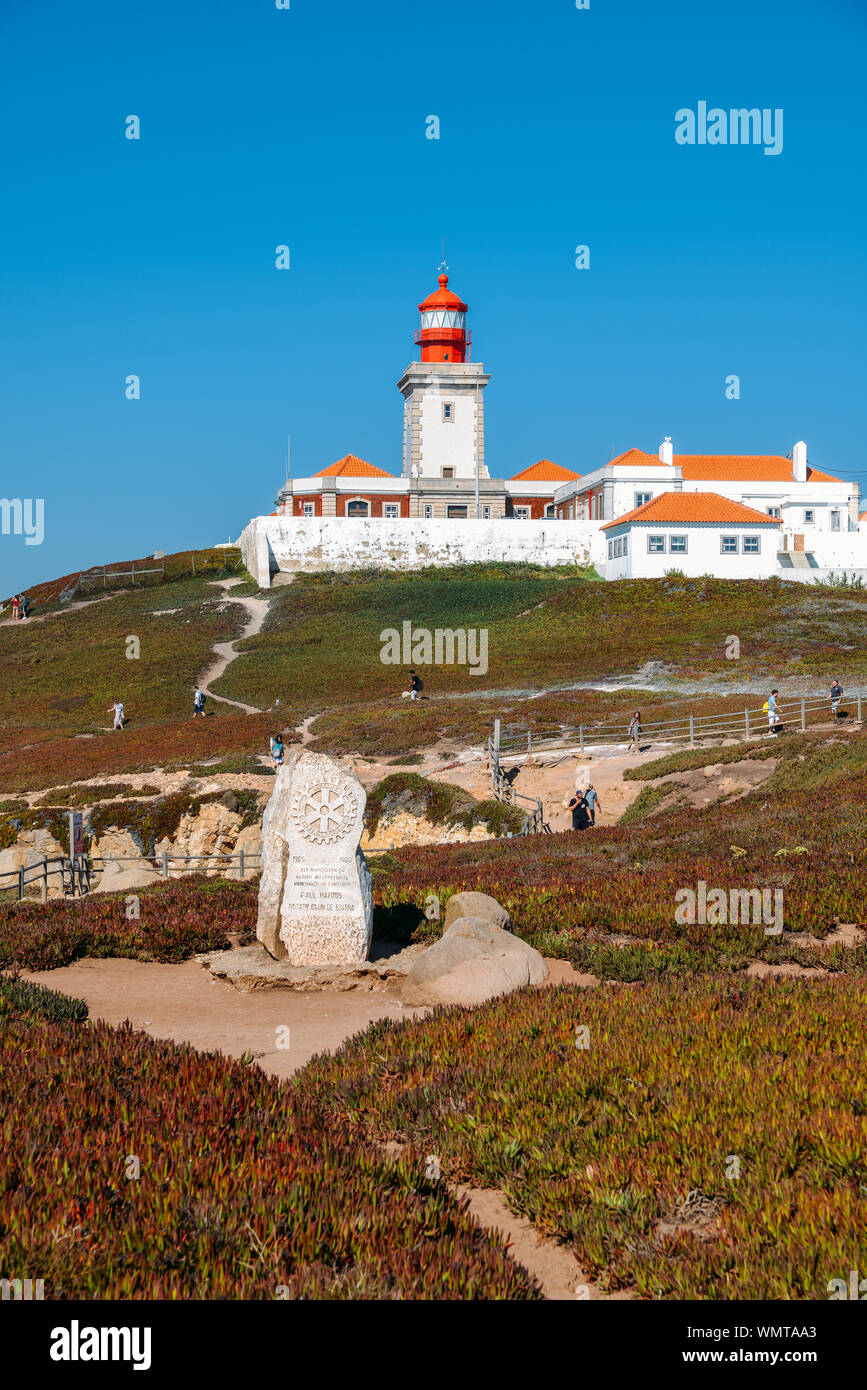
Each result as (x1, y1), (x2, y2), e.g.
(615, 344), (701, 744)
(830, 677), (844, 721)
(18, 593), (30, 619)
(583, 782), (601, 826)
(193, 686), (206, 718)
(766, 689), (781, 735)
(270, 732), (284, 767)
(409, 669), (423, 702)
(627, 710), (641, 753)
(567, 788), (591, 831)
(109, 698), (125, 731)
(10, 595), (20, 621)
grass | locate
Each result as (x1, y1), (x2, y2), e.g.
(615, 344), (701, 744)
(296, 976), (867, 1298)
(213, 570), (867, 715)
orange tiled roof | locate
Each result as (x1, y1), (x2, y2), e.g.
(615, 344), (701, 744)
(602, 447), (841, 484)
(607, 448), (660, 468)
(675, 454), (841, 484)
(602, 491), (783, 530)
(510, 459), (581, 482)
(316, 454), (393, 478)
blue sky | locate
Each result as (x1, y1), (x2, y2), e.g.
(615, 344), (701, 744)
(1, 0), (865, 592)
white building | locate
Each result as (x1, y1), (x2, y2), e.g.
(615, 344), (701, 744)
(555, 439), (860, 542)
(600, 492), (782, 580)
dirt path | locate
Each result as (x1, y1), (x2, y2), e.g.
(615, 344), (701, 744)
(0, 592), (121, 627)
(198, 579), (270, 715)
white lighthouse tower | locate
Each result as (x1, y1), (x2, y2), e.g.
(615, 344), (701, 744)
(397, 267), (490, 482)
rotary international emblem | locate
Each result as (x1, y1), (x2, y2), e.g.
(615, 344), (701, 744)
(290, 773), (358, 844)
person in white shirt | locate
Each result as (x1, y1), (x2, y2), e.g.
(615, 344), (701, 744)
(767, 689), (780, 734)
(109, 698), (124, 731)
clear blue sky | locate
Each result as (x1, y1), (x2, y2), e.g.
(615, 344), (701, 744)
(1, 0), (865, 593)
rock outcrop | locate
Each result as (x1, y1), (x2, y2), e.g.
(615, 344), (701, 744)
(402, 913), (548, 1007)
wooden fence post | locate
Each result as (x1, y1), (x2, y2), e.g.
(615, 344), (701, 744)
(192, 553), (196, 577)
(689, 715), (695, 748)
(493, 718), (500, 753)
(41, 856), (48, 903)
(18, 866), (24, 900)
(745, 709), (750, 741)
(801, 697), (806, 732)
(527, 729), (532, 761)
(579, 724), (584, 753)
(238, 849), (245, 879)
(162, 850), (169, 878)
(858, 694), (863, 724)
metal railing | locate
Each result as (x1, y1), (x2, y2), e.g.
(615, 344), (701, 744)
(489, 691), (865, 761)
(2, 844), (407, 899)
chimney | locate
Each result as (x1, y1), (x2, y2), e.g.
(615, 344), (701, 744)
(792, 440), (807, 483)
(659, 436), (673, 466)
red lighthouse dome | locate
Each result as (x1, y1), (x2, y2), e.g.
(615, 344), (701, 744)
(416, 273), (471, 363)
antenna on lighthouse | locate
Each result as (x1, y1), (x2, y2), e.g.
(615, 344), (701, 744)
(438, 236), (448, 274)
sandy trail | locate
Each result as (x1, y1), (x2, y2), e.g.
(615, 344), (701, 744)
(0, 592), (121, 627)
(198, 579), (270, 714)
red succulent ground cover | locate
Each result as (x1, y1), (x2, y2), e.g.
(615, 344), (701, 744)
(297, 976), (867, 1299)
(0, 880), (257, 972)
(0, 986), (537, 1299)
(0, 714), (289, 795)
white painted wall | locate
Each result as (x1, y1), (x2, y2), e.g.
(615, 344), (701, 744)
(599, 521), (781, 580)
(240, 516), (604, 587)
(418, 389), (478, 479)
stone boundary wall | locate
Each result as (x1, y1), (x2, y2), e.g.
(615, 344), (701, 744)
(240, 516), (604, 588)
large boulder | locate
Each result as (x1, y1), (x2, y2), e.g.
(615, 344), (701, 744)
(92, 862), (164, 894)
(402, 915), (547, 1007)
(443, 891), (510, 932)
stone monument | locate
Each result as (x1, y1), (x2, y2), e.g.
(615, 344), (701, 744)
(257, 748), (373, 966)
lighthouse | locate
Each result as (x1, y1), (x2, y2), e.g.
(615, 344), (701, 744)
(397, 268), (490, 486)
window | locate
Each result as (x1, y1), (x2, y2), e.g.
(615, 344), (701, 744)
(384, 503), (399, 519)
(635, 492), (652, 508)
(346, 499), (369, 518)
(647, 535), (666, 553)
(608, 540), (614, 560)
(669, 534), (687, 554)
(804, 510), (814, 525)
(441, 402), (454, 422)
(423, 503), (433, 519)
(514, 506), (530, 520)
(482, 505), (491, 519)
(545, 504), (555, 518)
(441, 467), (454, 479)
(831, 511), (841, 531)
(447, 505), (467, 519)
(608, 536), (628, 559)
(720, 535), (739, 553)
(743, 535), (760, 554)
(767, 507), (781, 519)
(302, 502), (314, 518)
